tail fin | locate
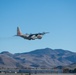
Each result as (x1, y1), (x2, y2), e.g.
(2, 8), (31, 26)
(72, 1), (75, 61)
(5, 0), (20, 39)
(17, 27), (22, 36)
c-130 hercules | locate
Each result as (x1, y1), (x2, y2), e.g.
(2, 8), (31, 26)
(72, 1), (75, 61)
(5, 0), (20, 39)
(16, 27), (49, 40)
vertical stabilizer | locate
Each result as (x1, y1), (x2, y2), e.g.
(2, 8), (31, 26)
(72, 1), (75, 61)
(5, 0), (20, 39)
(17, 27), (22, 35)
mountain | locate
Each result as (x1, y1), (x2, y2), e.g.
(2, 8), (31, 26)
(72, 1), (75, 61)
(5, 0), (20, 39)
(0, 48), (76, 68)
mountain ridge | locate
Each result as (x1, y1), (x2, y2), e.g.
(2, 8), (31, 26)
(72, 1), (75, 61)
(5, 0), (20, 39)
(0, 48), (76, 68)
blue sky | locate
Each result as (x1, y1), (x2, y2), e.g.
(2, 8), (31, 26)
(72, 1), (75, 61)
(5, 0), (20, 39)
(0, 0), (76, 53)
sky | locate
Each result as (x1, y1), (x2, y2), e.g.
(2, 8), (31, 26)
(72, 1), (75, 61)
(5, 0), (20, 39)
(0, 0), (76, 53)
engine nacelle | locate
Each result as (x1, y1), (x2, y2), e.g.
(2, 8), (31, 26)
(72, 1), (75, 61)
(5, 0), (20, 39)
(31, 35), (37, 40)
(37, 35), (42, 39)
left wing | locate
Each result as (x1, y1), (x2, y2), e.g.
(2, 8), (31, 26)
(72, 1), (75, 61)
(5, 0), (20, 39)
(28, 32), (49, 40)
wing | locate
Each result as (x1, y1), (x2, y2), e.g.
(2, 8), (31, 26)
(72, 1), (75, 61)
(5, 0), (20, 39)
(28, 34), (37, 40)
(29, 33), (42, 39)
(28, 32), (49, 40)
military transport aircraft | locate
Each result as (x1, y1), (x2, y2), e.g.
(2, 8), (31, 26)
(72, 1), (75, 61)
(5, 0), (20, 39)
(15, 27), (49, 40)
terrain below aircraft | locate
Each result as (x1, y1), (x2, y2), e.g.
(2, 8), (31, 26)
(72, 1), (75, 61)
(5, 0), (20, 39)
(16, 27), (49, 40)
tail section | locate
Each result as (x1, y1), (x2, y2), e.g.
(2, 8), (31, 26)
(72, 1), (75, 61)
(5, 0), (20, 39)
(17, 27), (22, 36)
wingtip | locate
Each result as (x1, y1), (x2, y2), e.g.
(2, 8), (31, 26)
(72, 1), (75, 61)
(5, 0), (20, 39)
(44, 32), (50, 34)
